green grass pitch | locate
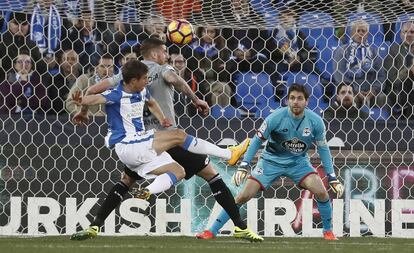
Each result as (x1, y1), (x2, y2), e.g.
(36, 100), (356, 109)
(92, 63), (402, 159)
(0, 236), (413, 253)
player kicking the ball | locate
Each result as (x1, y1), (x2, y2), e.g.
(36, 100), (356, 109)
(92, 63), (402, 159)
(70, 59), (259, 241)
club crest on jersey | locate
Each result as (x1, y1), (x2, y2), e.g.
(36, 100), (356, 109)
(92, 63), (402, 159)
(302, 127), (311, 136)
(282, 137), (307, 153)
(254, 167), (263, 175)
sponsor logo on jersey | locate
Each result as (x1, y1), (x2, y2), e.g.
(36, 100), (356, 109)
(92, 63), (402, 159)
(148, 73), (159, 83)
(282, 137), (307, 153)
(302, 127), (311, 136)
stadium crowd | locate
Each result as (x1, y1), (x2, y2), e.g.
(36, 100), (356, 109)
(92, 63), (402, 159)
(1, 0), (414, 121)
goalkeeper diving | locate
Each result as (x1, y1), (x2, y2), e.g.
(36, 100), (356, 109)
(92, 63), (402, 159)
(197, 84), (344, 241)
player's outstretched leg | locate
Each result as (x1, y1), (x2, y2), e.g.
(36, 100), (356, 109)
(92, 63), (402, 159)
(70, 226), (99, 240)
(233, 227), (264, 242)
(153, 130), (250, 165)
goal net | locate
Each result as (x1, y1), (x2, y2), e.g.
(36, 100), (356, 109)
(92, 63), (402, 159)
(0, 0), (413, 237)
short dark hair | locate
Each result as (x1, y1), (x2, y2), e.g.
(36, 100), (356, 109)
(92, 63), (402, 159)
(140, 38), (165, 58)
(287, 83), (309, 100)
(336, 83), (352, 95)
(122, 60), (148, 84)
(101, 53), (113, 60)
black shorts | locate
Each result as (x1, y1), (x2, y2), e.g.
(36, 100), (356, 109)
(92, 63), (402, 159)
(166, 146), (210, 180)
(123, 146), (210, 181)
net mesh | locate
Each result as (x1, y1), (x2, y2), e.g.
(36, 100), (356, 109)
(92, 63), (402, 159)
(2, 1), (414, 28)
(0, 0), (414, 237)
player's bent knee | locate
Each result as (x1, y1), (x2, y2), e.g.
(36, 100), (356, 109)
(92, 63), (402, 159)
(120, 172), (136, 188)
(171, 129), (187, 145)
(314, 190), (329, 202)
(170, 164), (186, 180)
(197, 164), (217, 181)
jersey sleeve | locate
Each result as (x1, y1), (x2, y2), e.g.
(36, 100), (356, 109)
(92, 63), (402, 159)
(101, 89), (122, 104)
(160, 64), (176, 74)
(256, 113), (277, 140)
(107, 73), (123, 88)
(143, 87), (151, 101)
(313, 116), (334, 175)
(243, 113), (276, 164)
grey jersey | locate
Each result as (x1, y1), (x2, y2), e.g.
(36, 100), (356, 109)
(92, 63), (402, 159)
(108, 60), (177, 130)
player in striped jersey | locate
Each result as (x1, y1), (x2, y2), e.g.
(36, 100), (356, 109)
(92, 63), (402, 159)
(70, 59), (254, 240)
(71, 38), (263, 242)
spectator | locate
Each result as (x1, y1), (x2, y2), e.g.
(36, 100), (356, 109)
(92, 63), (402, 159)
(0, 51), (49, 115)
(333, 19), (385, 106)
(0, 12), (45, 82)
(29, 0), (72, 54)
(66, 53), (114, 115)
(184, 26), (230, 82)
(137, 16), (167, 43)
(267, 7), (316, 74)
(323, 83), (369, 120)
(384, 21), (414, 117)
(61, 10), (105, 73)
(115, 47), (138, 71)
(210, 81), (232, 107)
(170, 52), (208, 115)
(47, 49), (81, 114)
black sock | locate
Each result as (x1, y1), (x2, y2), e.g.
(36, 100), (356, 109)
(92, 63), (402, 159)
(91, 181), (129, 227)
(208, 174), (247, 229)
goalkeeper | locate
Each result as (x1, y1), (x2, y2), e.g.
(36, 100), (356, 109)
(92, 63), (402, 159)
(197, 84), (344, 241)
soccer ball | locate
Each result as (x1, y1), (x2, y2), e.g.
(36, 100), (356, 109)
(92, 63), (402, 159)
(167, 19), (194, 45)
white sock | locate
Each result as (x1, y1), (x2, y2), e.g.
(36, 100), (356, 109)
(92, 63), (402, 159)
(146, 172), (178, 194)
(183, 135), (231, 159)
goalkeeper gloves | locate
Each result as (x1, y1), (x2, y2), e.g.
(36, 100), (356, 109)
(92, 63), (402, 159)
(327, 173), (344, 198)
(232, 162), (250, 187)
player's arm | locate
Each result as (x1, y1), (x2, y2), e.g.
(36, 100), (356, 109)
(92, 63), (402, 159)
(232, 119), (271, 186)
(162, 70), (209, 116)
(314, 118), (344, 197)
(72, 90), (107, 106)
(146, 98), (172, 128)
(73, 75), (119, 125)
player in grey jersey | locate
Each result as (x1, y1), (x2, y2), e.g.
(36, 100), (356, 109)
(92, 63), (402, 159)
(70, 38), (262, 242)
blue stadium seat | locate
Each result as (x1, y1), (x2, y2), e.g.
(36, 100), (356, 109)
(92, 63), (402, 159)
(346, 12), (385, 47)
(316, 41), (341, 82)
(393, 13), (414, 44)
(299, 11), (340, 82)
(299, 11), (336, 49)
(361, 106), (391, 120)
(234, 71), (275, 112)
(255, 100), (281, 118)
(120, 39), (140, 50)
(210, 105), (241, 119)
(282, 72), (324, 98)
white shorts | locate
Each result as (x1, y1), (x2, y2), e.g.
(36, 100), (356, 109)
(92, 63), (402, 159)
(115, 130), (175, 179)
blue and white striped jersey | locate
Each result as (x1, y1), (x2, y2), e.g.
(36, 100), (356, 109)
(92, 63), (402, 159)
(101, 83), (151, 147)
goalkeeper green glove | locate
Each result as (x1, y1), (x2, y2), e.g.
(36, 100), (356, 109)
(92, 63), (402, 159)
(231, 162), (251, 187)
(327, 173), (344, 198)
